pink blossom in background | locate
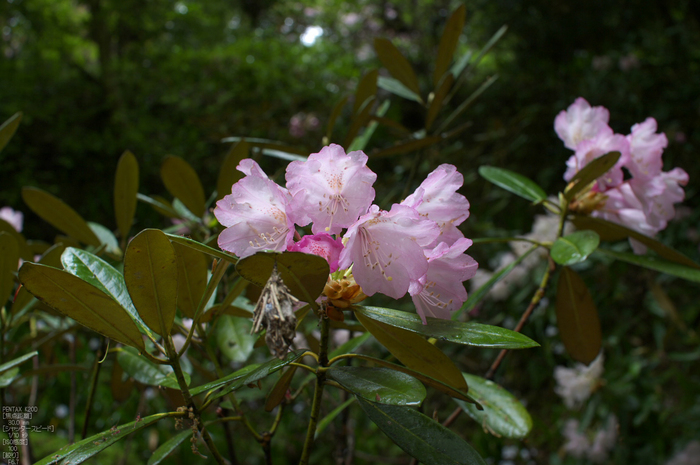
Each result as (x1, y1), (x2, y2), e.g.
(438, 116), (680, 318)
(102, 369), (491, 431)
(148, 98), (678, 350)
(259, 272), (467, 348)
(401, 164), (470, 247)
(0, 207), (23, 232)
(286, 144), (377, 235)
(339, 204), (440, 299)
(555, 97), (612, 150)
(287, 233), (343, 273)
(410, 238), (478, 324)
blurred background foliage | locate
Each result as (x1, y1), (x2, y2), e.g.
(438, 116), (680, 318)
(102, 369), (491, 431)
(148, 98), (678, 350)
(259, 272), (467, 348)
(1, 0), (700, 463)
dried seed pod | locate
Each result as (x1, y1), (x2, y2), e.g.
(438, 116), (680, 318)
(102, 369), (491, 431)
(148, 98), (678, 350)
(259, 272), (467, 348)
(251, 263), (299, 359)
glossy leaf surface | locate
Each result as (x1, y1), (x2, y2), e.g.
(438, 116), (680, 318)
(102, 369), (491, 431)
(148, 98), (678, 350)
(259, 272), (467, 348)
(114, 150), (139, 240)
(357, 398), (487, 465)
(555, 267), (601, 364)
(551, 230), (600, 266)
(479, 166), (547, 202)
(160, 156), (206, 217)
(455, 373), (532, 439)
(18, 263), (144, 349)
(355, 306), (538, 349)
(117, 346), (187, 389)
(327, 366), (426, 406)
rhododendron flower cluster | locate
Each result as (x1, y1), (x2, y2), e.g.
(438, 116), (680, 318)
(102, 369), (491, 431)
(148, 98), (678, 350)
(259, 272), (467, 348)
(555, 98), (689, 253)
(214, 144), (478, 323)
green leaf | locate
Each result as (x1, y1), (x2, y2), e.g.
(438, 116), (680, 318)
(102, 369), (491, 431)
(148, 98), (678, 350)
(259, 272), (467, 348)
(355, 306), (538, 349)
(455, 373), (532, 439)
(355, 311), (468, 391)
(571, 215), (700, 269)
(124, 229), (178, 337)
(235, 251), (329, 304)
(87, 221), (122, 256)
(374, 38), (422, 98)
(114, 150), (139, 240)
(147, 428), (193, 465)
(0, 351), (38, 374)
(219, 137), (307, 156)
(117, 346), (188, 389)
(21, 187), (100, 246)
(0, 219), (28, 260)
(450, 50), (472, 79)
(479, 166), (547, 202)
(377, 76), (422, 103)
(18, 263), (145, 350)
(165, 233), (238, 263)
(315, 398), (355, 439)
(34, 412), (170, 465)
(426, 73), (454, 131)
(555, 267), (601, 364)
(60, 247), (152, 337)
(357, 398), (487, 465)
(438, 74), (498, 133)
(173, 242), (208, 318)
(160, 156), (206, 218)
(329, 332), (371, 359)
(216, 315), (256, 363)
(327, 366), (426, 406)
(348, 100), (390, 152)
(0, 232), (20, 305)
(371, 135), (442, 158)
(0, 111), (22, 153)
(137, 193), (180, 218)
(434, 5), (466, 86)
(344, 95), (376, 147)
(190, 349), (305, 398)
(326, 95), (350, 141)
(0, 367), (19, 388)
(595, 248), (700, 282)
(354, 69), (378, 114)
(11, 243), (65, 314)
(564, 152), (621, 201)
(217, 140), (249, 200)
(551, 230), (600, 265)
(265, 366), (298, 412)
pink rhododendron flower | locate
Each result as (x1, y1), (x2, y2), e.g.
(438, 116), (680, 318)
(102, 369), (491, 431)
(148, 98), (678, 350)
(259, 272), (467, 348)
(287, 233), (343, 273)
(409, 238), (478, 324)
(401, 164), (470, 247)
(0, 207), (23, 232)
(339, 204), (440, 299)
(215, 160), (296, 258)
(286, 144), (377, 235)
(626, 117), (667, 181)
(555, 98), (612, 150)
(564, 132), (630, 190)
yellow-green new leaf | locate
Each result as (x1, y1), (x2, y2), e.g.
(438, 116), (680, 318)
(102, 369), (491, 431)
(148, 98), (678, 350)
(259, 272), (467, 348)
(433, 5), (466, 86)
(374, 38), (422, 98)
(555, 267), (601, 364)
(18, 263), (145, 350)
(217, 141), (249, 200)
(173, 242), (207, 318)
(0, 232), (20, 305)
(21, 187), (100, 246)
(160, 156), (206, 218)
(355, 311), (467, 391)
(114, 150), (139, 240)
(124, 229), (178, 337)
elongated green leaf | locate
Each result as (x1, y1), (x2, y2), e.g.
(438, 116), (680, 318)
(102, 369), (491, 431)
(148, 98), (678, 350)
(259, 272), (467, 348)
(438, 74), (498, 133)
(377, 76), (422, 103)
(371, 135), (442, 158)
(450, 50), (472, 80)
(165, 233), (237, 263)
(124, 229), (178, 337)
(595, 248), (700, 282)
(11, 243), (65, 314)
(328, 366), (426, 406)
(161, 156), (206, 218)
(216, 315), (256, 363)
(217, 141), (249, 200)
(374, 38), (421, 98)
(329, 332), (371, 359)
(0, 232), (19, 305)
(60, 247), (152, 337)
(0, 111), (22, 153)
(345, 95), (376, 147)
(326, 95), (350, 141)
(354, 69), (378, 114)
(173, 242), (207, 318)
(21, 187), (100, 246)
(315, 398), (355, 439)
(34, 412), (171, 465)
(0, 351), (38, 374)
(355, 306), (538, 349)
(571, 215), (700, 269)
(555, 267), (601, 364)
(137, 193), (180, 218)
(355, 311), (467, 391)
(18, 263), (145, 350)
(190, 349), (305, 398)
(147, 428), (193, 465)
(564, 152), (621, 201)
(0, 219), (28, 260)
(88, 221), (121, 257)
(434, 5), (466, 86)
(348, 100), (390, 152)
(235, 251), (329, 303)
(426, 73), (454, 131)
(265, 366), (298, 412)
(455, 373), (532, 439)
(357, 398), (486, 465)
(114, 150), (139, 240)
(117, 346), (188, 389)
(0, 367), (19, 388)
(479, 166), (546, 202)
(551, 230), (600, 265)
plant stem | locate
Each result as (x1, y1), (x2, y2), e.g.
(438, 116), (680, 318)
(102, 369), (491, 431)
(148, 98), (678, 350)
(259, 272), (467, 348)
(81, 338), (107, 439)
(299, 316), (329, 465)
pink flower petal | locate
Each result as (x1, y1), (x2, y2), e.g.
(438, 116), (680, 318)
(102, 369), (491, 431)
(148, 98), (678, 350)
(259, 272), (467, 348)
(555, 98), (613, 150)
(287, 233), (344, 273)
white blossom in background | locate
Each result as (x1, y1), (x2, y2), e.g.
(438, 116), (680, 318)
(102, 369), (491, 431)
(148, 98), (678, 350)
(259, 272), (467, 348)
(554, 352), (604, 409)
(0, 206), (23, 232)
(562, 415), (618, 463)
(665, 441), (700, 465)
